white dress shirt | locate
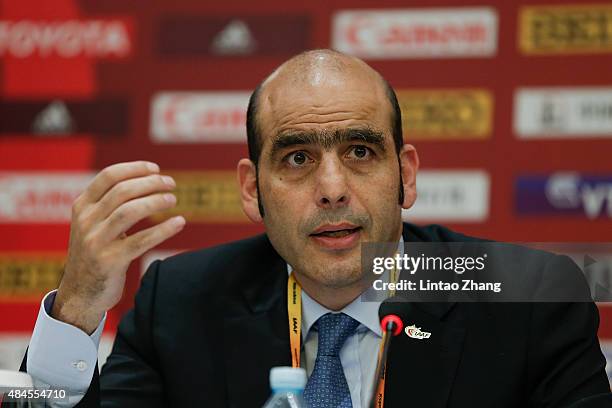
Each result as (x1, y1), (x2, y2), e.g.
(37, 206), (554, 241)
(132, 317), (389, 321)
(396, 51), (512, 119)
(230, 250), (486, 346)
(298, 275), (383, 408)
(27, 290), (106, 407)
(26, 238), (402, 407)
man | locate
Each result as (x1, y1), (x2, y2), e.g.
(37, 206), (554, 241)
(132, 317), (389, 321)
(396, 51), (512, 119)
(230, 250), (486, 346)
(12, 49), (610, 407)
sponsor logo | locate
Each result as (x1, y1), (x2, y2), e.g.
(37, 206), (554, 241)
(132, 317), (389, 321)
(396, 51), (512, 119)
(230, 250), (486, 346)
(405, 324), (431, 339)
(32, 100), (75, 134)
(0, 253), (65, 301)
(403, 170), (490, 222)
(157, 16), (309, 57)
(0, 99), (129, 136)
(140, 250), (182, 277)
(398, 89), (493, 139)
(0, 172), (93, 223)
(0, 2), (136, 97)
(0, 335), (30, 370)
(519, 4), (612, 55)
(528, 244), (612, 302)
(514, 87), (612, 138)
(210, 20), (257, 55)
(151, 172), (247, 223)
(570, 252), (612, 302)
(98, 335), (115, 368)
(516, 173), (612, 219)
(332, 8), (498, 59)
(600, 341), (612, 384)
(0, 19), (133, 59)
(150, 92), (249, 143)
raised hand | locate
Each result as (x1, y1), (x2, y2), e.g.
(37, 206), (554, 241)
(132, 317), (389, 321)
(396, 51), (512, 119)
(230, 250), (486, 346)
(51, 161), (185, 334)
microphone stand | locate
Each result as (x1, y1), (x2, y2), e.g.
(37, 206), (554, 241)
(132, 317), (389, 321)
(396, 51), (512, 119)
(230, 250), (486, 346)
(369, 319), (397, 408)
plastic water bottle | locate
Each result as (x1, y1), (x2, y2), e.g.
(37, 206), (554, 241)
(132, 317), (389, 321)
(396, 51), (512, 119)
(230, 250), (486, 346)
(262, 366), (307, 408)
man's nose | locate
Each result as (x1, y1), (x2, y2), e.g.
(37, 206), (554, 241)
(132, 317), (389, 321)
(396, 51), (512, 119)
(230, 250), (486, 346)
(315, 156), (350, 209)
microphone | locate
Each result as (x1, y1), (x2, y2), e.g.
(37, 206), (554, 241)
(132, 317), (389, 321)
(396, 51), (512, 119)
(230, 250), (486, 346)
(369, 296), (409, 408)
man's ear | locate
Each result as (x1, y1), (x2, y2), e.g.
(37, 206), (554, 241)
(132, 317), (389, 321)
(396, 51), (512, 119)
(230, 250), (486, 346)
(399, 144), (419, 210)
(237, 158), (263, 223)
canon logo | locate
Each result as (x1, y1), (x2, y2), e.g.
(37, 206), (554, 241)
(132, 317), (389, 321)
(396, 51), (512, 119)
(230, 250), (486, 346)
(347, 20), (488, 48)
(333, 8), (498, 59)
(151, 92), (250, 143)
(0, 20), (132, 58)
(0, 173), (93, 223)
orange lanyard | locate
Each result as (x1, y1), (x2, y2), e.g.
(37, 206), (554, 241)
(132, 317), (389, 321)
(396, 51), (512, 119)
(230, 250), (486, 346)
(287, 265), (398, 408)
(287, 273), (302, 368)
(373, 332), (388, 408)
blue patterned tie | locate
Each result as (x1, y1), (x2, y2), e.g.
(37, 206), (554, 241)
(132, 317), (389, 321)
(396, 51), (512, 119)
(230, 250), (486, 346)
(304, 312), (360, 408)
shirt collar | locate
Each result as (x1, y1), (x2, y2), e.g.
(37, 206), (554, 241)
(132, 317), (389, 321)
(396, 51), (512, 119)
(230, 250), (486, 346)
(286, 235), (404, 341)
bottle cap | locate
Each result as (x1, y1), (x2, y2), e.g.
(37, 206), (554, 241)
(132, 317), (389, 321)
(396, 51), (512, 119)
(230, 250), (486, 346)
(269, 367), (307, 391)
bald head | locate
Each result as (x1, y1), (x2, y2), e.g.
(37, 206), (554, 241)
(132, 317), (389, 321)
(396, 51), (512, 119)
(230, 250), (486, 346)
(263, 49), (379, 89)
(246, 49), (403, 166)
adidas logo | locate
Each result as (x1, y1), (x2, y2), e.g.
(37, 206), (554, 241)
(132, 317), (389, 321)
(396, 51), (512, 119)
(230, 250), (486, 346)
(210, 19), (257, 55)
(32, 100), (75, 135)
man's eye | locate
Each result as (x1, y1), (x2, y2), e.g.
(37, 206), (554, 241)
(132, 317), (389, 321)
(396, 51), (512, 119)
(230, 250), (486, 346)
(347, 145), (372, 160)
(286, 151), (310, 167)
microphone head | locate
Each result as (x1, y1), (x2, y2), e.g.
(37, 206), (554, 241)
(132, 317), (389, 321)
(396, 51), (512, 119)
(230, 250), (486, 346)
(380, 315), (403, 336)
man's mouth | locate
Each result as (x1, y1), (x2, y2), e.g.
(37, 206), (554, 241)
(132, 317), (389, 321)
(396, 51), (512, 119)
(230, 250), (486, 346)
(310, 227), (362, 238)
(309, 223), (363, 250)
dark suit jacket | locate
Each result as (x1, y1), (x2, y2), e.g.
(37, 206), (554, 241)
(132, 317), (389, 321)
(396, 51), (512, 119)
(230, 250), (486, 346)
(13, 224), (612, 407)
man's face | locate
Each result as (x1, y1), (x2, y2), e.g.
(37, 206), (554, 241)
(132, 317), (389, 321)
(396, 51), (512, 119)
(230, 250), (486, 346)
(248, 61), (408, 289)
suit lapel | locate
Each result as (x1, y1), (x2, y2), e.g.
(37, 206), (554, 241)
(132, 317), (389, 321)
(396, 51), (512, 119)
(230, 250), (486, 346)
(382, 226), (467, 407)
(222, 240), (292, 408)
(384, 301), (466, 407)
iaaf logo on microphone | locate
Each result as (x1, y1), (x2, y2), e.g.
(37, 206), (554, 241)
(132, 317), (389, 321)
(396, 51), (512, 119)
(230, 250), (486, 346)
(405, 325), (431, 340)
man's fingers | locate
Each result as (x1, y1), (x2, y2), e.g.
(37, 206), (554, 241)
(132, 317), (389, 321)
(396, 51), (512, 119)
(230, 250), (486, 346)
(82, 161), (160, 204)
(94, 174), (176, 221)
(103, 193), (177, 240)
(122, 216), (186, 259)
